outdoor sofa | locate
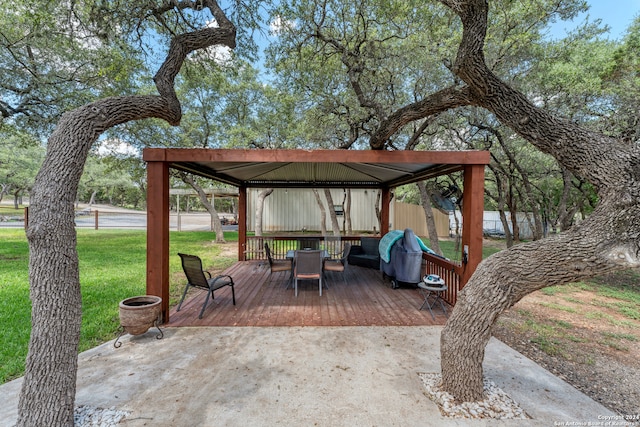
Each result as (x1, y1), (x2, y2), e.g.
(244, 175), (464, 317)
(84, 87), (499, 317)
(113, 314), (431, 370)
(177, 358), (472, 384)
(347, 237), (381, 269)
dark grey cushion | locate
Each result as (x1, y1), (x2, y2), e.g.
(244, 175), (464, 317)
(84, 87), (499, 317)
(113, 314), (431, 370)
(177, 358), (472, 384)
(360, 237), (380, 255)
(348, 237), (381, 269)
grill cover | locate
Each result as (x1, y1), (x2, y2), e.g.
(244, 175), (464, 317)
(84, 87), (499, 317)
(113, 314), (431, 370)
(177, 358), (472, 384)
(380, 228), (424, 285)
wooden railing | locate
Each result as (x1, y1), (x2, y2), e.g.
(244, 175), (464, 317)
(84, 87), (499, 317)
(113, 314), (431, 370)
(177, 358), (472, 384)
(422, 253), (462, 306)
(244, 235), (365, 260)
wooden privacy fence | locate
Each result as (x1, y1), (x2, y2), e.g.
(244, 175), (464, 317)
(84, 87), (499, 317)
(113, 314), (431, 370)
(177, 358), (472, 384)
(393, 202), (450, 238)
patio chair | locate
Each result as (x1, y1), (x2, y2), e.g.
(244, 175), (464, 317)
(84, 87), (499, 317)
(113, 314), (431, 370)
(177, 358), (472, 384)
(265, 243), (293, 286)
(293, 249), (324, 296)
(177, 253), (236, 319)
(323, 243), (351, 285)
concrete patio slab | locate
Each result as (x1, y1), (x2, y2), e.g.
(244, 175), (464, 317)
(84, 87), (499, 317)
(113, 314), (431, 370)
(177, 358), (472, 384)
(0, 326), (621, 426)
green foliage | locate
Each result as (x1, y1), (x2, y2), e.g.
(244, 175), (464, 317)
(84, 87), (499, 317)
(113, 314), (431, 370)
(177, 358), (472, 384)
(600, 16), (640, 142)
(78, 154), (139, 205)
(0, 132), (45, 203)
(0, 229), (237, 383)
(268, 0), (462, 148)
(0, 1), (148, 134)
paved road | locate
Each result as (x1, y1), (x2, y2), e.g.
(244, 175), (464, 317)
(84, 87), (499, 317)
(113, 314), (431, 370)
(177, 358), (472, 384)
(1, 212), (238, 232)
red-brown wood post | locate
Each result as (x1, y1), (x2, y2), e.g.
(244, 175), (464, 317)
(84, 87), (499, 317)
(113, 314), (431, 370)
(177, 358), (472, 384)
(238, 185), (247, 261)
(94, 210), (99, 230)
(460, 164), (485, 288)
(380, 188), (391, 236)
(146, 160), (170, 322)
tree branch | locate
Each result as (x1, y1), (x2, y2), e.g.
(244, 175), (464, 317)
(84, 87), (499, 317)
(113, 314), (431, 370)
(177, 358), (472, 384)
(369, 85), (473, 149)
(441, 0), (634, 191)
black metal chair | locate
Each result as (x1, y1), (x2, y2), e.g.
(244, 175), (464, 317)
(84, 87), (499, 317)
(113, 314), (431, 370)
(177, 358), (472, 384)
(265, 242), (293, 286)
(177, 253), (235, 319)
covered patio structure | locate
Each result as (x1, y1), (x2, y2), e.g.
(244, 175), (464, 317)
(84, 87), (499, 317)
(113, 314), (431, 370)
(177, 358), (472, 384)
(143, 148), (490, 322)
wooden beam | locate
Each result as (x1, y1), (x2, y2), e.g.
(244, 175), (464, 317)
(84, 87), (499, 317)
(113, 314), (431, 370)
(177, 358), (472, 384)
(143, 148), (490, 165)
(146, 161), (170, 323)
(460, 164), (485, 288)
(381, 188), (390, 236)
(238, 185), (247, 261)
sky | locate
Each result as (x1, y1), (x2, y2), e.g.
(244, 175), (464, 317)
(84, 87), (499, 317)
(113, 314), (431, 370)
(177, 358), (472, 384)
(551, 0), (640, 39)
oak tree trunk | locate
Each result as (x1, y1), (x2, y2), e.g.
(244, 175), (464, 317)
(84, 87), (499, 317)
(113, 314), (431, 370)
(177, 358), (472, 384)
(345, 189), (352, 234)
(17, 2), (236, 424)
(313, 189), (328, 235)
(417, 181), (444, 256)
(180, 173), (225, 243)
(324, 189), (341, 236)
(255, 188), (273, 237)
(438, 0), (640, 402)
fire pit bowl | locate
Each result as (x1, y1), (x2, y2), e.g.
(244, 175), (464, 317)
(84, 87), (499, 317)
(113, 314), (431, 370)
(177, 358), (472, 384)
(115, 295), (163, 347)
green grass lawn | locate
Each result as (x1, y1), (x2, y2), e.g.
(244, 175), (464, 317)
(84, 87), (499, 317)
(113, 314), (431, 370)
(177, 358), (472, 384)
(0, 229), (237, 384)
(0, 206), (26, 216)
(420, 237), (502, 260)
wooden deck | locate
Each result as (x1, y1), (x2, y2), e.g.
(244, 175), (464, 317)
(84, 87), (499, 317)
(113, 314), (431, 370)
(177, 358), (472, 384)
(167, 261), (449, 327)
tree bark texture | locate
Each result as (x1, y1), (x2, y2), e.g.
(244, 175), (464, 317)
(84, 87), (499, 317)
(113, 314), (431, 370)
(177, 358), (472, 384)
(438, 0), (640, 402)
(417, 181), (443, 256)
(441, 206), (635, 401)
(324, 189), (341, 235)
(313, 189), (328, 235)
(180, 173), (225, 243)
(254, 189), (273, 237)
(18, 2), (236, 425)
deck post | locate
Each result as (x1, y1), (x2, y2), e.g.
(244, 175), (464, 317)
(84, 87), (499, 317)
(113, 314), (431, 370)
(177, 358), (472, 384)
(381, 188), (390, 236)
(238, 185), (247, 261)
(146, 160), (170, 322)
(460, 164), (485, 288)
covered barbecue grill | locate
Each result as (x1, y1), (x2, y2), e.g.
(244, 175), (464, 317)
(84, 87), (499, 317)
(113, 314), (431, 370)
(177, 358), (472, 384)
(380, 228), (432, 289)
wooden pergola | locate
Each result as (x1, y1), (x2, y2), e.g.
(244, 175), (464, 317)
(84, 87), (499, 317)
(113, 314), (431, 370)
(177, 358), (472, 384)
(143, 148), (490, 322)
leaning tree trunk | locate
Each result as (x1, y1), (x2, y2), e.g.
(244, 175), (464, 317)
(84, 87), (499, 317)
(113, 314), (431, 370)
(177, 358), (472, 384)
(324, 189), (341, 236)
(438, 0), (640, 402)
(254, 188), (273, 237)
(17, 2), (236, 424)
(345, 189), (352, 234)
(416, 181), (443, 256)
(357, 0), (638, 402)
(88, 190), (97, 206)
(18, 114), (87, 426)
(374, 190), (382, 234)
(440, 201), (632, 400)
(180, 172), (225, 243)
(18, 96), (180, 426)
(312, 189), (328, 235)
